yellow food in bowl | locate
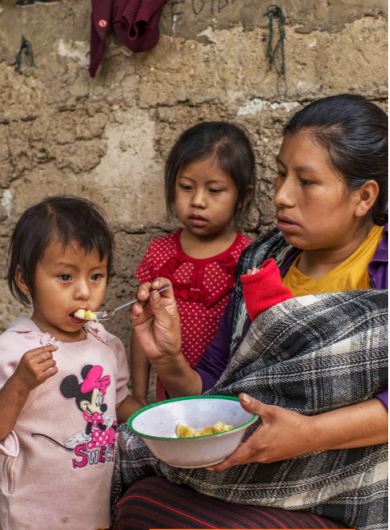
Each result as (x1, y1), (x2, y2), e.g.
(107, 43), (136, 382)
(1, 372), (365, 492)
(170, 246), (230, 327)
(176, 420), (234, 438)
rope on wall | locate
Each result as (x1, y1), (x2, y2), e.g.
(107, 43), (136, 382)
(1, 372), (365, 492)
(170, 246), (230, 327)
(265, 4), (287, 99)
(14, 36), (35, 72)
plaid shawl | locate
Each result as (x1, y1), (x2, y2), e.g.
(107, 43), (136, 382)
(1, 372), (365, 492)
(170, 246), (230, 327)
(113, 233), (388, 530)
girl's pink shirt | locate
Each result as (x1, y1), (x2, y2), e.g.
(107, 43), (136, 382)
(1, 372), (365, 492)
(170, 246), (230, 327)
(0, 317), (129, 530)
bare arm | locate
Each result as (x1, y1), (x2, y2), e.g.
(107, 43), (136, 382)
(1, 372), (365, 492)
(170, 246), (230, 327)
(0, 345), (58, 441)
(313, 398), (387, 450)
(130, 279), (202, 397)
(130, 332), (151, 406)
(116, 395), (144, 422)
(210, 394), (388, 470)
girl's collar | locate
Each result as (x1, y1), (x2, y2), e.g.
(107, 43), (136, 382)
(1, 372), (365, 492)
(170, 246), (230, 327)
(175, 228), (241, 263)
(6, 316), (110, 346)
(7, 316), (60, 347)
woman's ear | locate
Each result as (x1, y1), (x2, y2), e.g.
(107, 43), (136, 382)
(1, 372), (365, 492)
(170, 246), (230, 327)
(15, 265), (30, 297)
(353, 180), (379, 218)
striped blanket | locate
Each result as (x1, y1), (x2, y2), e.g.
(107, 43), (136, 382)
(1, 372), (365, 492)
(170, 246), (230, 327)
(113, 288), (388, 530)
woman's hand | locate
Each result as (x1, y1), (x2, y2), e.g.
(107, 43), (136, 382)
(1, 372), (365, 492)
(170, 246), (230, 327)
(209, 393), (388, 471)
(130, 279), (181, 364)
(209, 393), (316, 470)
(130, 278), (202, 396)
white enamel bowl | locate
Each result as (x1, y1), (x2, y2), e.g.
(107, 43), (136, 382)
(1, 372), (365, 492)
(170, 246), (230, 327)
(128, 395), (258, 468)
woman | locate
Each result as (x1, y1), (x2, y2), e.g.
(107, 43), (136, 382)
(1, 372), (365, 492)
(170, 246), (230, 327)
(114, 94), (387, 530)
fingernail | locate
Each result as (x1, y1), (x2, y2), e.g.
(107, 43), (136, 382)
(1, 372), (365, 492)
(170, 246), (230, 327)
(240, 393), (250, 405)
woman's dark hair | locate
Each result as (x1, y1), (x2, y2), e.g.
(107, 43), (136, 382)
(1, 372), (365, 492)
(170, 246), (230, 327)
(164, 121), (256, 223)
(284, 94), (388, 225)
(8, 195), (114, 305)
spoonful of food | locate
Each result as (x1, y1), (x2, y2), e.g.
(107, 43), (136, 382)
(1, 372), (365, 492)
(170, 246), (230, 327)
(73, 285), (170, 322)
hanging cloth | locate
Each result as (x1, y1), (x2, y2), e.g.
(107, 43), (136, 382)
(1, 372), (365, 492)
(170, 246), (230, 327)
(89, 0), (168, 77)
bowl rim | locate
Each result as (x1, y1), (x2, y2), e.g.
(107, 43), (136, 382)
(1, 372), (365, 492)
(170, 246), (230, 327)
(128, 394), (258, 441)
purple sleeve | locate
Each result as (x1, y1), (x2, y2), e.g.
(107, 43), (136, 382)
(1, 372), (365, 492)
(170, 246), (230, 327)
(369, 226), (388, 408)
(368, 224), (388, 289)
(194, 299), (234, 392)
(375, 390), (388, 410)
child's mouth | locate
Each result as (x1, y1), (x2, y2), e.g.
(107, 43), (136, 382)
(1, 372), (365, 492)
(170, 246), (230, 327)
(188, 215), (208, 227)
(72, 309), (97, 321)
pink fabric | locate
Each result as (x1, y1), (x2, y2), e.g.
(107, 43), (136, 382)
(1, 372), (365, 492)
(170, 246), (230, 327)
(136, 229), (252, 401)
(81, 365), (111, 395)
(0, 317), (130, 530)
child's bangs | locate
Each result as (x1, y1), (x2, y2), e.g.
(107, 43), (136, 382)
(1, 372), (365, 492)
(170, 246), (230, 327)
(52, 218), (112, 262)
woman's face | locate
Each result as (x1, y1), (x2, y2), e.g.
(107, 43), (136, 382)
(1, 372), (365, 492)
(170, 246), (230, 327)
(274, 130), (363, 251)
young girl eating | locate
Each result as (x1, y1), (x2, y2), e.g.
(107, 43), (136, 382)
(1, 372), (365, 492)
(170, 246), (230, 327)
(0, 196), (141, 530)
(132, 121), (255, 403)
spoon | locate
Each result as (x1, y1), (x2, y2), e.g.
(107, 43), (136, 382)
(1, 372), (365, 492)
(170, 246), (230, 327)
(75, 285), (170, 322)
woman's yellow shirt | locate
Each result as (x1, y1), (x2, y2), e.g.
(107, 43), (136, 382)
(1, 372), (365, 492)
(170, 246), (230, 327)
(283, 225), (384, 297)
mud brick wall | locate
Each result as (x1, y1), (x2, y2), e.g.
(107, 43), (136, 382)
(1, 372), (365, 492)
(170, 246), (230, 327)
(0, 0), (387, 361)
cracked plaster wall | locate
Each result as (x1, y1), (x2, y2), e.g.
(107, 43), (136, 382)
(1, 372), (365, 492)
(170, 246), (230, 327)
(0, 0), (387, 356)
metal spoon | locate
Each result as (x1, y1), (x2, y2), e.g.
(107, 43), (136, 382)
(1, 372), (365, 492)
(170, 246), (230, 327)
(93, 285), (170, 321)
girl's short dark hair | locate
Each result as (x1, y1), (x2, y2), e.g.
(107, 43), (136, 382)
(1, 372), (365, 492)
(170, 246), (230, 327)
(8, 195), (114, 305)
(284, 94), (388, 225)
(164, 121), (256, 223)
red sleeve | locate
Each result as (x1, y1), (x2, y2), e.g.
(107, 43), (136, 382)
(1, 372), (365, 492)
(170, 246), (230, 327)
(240, 258), (292, 320)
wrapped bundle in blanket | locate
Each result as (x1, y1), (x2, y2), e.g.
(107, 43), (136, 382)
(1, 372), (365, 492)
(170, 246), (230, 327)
(113, 289), (388, 530)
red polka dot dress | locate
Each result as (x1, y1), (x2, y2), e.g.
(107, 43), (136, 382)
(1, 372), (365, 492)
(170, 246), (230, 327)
(136, 229), (252, 401)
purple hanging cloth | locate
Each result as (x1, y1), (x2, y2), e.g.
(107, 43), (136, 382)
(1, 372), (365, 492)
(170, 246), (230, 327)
(89, 0), (168, 77)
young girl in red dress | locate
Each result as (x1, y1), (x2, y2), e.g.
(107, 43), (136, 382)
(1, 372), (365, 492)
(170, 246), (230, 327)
(132, 121), (256, 402)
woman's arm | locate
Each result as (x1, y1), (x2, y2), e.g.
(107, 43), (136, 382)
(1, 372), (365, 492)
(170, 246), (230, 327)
(130, 279), (202, 396)
(209, 393), (388, 470)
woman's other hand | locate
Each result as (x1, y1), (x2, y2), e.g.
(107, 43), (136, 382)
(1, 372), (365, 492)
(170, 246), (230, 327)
(209, 393), (315, 470)
(209, 393), (388, 470)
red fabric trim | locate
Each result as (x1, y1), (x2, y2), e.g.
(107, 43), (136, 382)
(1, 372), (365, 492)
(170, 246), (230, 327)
(241, 257), (292, 320)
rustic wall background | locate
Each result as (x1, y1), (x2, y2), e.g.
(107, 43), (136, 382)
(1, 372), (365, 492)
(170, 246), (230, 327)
(0, 0), (387, 367)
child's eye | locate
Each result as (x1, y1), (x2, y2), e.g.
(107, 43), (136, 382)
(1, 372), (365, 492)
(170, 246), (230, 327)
(209, 188), (223, 194)
(178, 183), (193, 191)
(91, 273), (104, 281)
(58, 274), (71, 281)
